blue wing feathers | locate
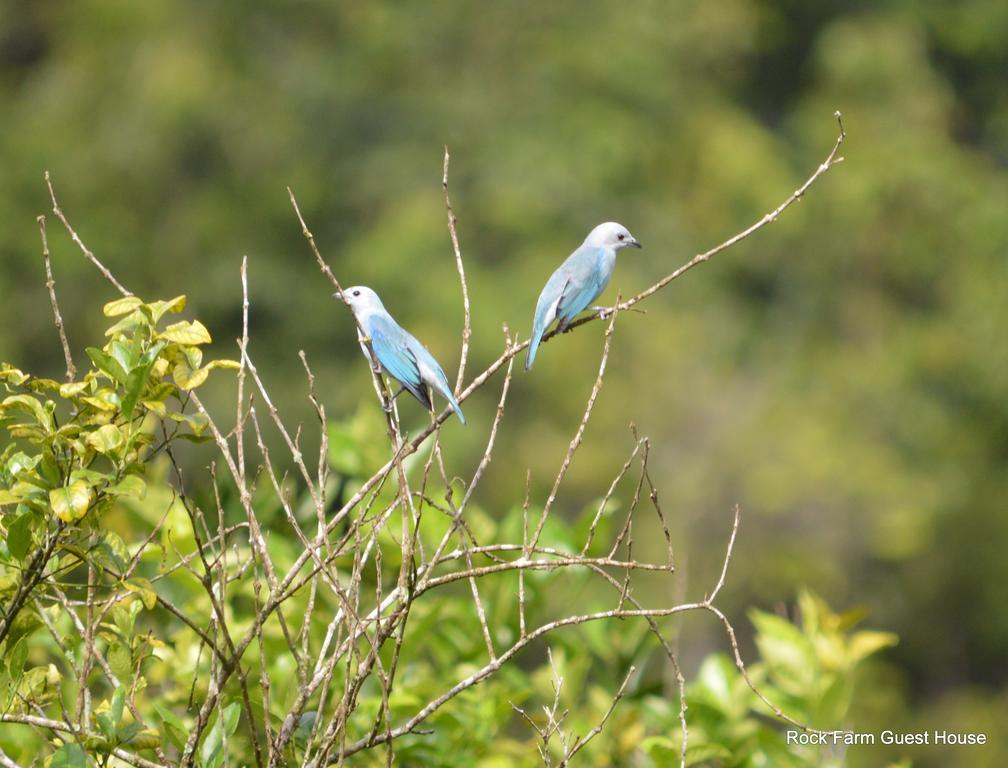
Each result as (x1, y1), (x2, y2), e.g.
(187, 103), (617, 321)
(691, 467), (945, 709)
(365, 313), (464, 423)
(526, 245), (613, 369)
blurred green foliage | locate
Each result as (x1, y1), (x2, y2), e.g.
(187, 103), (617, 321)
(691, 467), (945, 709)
(0, 0), (1006, 765)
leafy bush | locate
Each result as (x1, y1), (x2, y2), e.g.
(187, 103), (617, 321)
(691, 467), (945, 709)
(0, 294), (896, 766)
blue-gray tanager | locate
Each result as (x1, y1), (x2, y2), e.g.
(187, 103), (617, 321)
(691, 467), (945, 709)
(338, 286), (465, 424)
(526, 222), (641, 370)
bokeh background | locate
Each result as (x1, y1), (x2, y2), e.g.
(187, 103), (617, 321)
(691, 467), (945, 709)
(1, 1), (1006, 764)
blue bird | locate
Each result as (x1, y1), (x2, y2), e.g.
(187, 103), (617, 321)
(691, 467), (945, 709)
(526, 222), (641, 370)
(339, 286), (465, 424)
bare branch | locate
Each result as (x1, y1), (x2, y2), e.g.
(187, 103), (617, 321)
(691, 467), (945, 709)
(37, 215), (76, 381)
(45, 172), (131, 297)
(442, 146), (472, 391)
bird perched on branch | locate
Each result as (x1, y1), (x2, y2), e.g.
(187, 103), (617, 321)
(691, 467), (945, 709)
(525, 222), (641, 370)
(338, 286), (465, 424)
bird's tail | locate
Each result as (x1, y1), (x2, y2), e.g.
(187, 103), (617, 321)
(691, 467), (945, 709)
(446, 393), (466, 425)
(525, 329), (543, 370)
(431, 381), (466, 425)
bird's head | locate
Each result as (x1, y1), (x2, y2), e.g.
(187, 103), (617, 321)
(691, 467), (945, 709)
(335, 285), (384, 315)
(585, 222), (642, 251)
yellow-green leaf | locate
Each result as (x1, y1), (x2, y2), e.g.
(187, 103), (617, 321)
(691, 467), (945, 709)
(80, 389), (120, 412)
(59, 381), (90, 398)
(848, 630), (899, 663)
(0, 489), (20, 505)
(2, 395), (53, 431)
(0, 365), (29, 386)
(49, 481), (93, 523)
(104, 310), (146, 337)
(27, 378), (61, 393)
(142, 399), (167, 417)
(103, 297), (144, 317)
(206, 359), (241, 371)
(173, 363), (209, 391)
(86, 424), (123, 454)
(147, 295), (187, 324)
(159, 320), (212, 346)
(127, 728), (161, 750)
(124, 577), (158, 610)
(182, 345), (203, 369)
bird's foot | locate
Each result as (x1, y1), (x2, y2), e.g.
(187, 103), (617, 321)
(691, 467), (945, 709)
(589, 305), (612, 320)
(382, 386), (407, 412)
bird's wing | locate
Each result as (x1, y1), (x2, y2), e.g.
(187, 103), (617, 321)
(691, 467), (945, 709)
(556, 246), (609, 323)
(532, 270), (567, 338)
(366, 313), (431, 410)
(526, 270), (568, 369)
(409, 340), (466, 424)
(409, 340), (451, 399)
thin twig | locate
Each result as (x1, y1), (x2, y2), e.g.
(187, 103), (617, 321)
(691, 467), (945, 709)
(442, 146), (472, 391)
(45, 172), (131, 297)
(37, 215), (76, 381)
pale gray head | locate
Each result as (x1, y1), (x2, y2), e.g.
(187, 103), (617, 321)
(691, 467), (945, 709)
(335, 285), (385, 317)
(584, 221), (642, 251)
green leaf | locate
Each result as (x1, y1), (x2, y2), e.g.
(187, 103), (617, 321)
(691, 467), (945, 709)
(86, 347), (128, 385)
(69, 468), (109, 485)
(126, 727), (161, 750)
(49, 481), (93, 522)
(154, 702), (187, 750)
(175, 433), (213, 444)
(107, 475), (147, 500)
(6, 512), (35, 560)
(107, 643), (132, 679)
(103, 297), (144, 317)
(124, 577), (158, 610)
(7, 637), (27, 678)
(95, 531), (129, 571)
(50, 743), (88, 768)
(97, 710), (115, 741)
(86, 424), (124, 454)
(685, 743), (734, 766)
(5, 452), (38, 476)
(169, 411), (209, 435)
(201, 702), (241, 768)
(110, 599), (143, 638)
(159, 320), (212, 346)
(750, 609), (817, 694)
(121, 341), (166, 418)
(0, 488), (21, 505)
(108, 686), (125, 734)
(109, 340), (137, 377)
(17, 664), (59, 706)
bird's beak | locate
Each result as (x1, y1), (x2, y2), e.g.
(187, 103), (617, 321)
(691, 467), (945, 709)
(629, 238), (642, 249)
(333, 291), (347, 304)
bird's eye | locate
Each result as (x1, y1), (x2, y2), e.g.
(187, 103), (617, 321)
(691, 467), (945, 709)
(617, 233), (625, 240)
(353, 290), (360, 297)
